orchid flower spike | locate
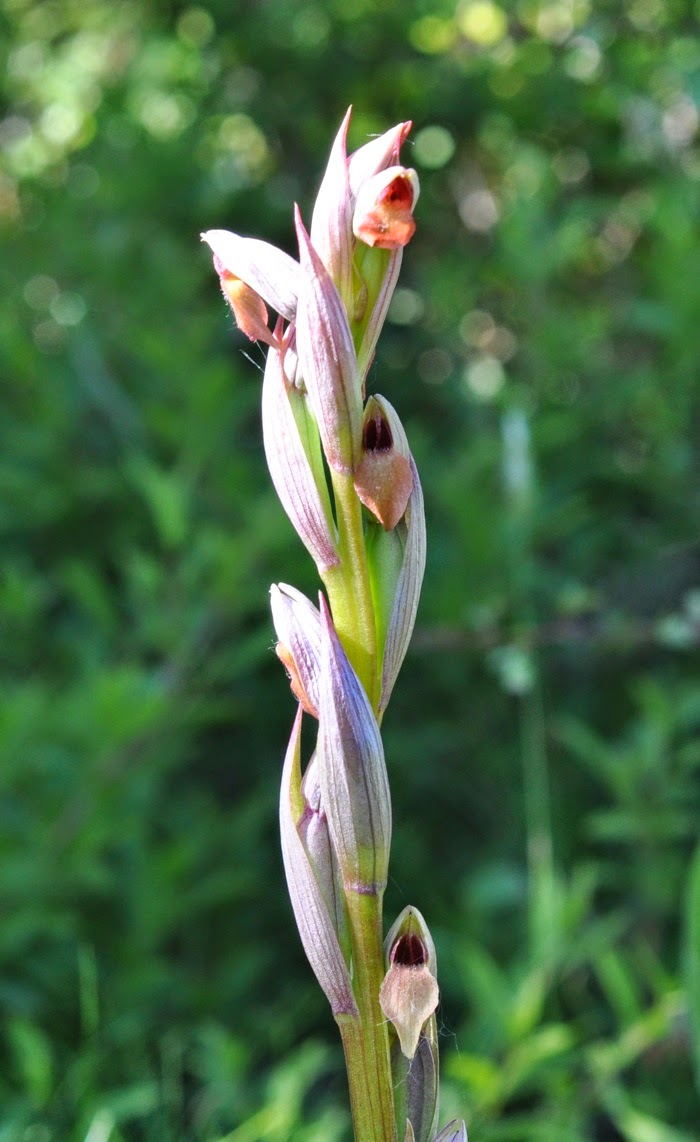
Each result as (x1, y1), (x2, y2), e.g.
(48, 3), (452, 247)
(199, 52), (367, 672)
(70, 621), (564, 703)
(201, 110), (461, 1142)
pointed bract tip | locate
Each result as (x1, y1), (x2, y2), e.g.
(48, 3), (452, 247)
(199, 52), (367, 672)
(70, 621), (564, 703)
(432, 1122), (468, 1142)
(293, 202), (306, 237)
(294, 205), (316, 266)
(318, 591), (333, 630)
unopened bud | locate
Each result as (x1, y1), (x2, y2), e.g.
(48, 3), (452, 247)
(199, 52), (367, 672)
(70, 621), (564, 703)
(354, 395), (413, 531)
(353, 167), (420, 250)
(379, 906), (439, 1059)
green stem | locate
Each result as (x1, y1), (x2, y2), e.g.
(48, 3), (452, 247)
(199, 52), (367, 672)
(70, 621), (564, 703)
(322, 470), (379, 708)
(339, 890), (395, 1142)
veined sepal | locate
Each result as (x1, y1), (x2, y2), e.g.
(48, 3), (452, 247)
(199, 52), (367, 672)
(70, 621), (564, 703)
(352, 243), (403, 382)
(298, 751), (351, 961)
(366, 520), (404, 696)
(317, 595), (391, 895)
(379, 458), (426, 713)
(348, 120), (413, 197)
(295, 208), (363, 474)
(262, 322), (339, 574)
(392, 1017), (439, 1142)
(279, 706), (358, 1017)
(310, 107), (354, 308)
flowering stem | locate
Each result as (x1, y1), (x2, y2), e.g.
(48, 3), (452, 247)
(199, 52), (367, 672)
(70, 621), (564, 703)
(340, 890), (395, 1142)
(204, 109), (451, 1141)
(323, 470), (380, 710)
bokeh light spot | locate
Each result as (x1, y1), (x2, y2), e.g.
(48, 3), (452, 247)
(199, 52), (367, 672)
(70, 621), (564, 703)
(418, 348), (453, 385)
(459, 188), (500, 231)
(409, 16), (457, 54)
(535, 3), (574, 43)
(552, 147), (591, 184)
(662, 96), (698, 148)
(177, 7), (215, 45)
(460, 308), (495, 347)
(24, 275), (59, 310)
(464, 355), (505, 399)
(50, 292), (87, 327)
(40, 103), (83, 147)
(414, 125), (456, 169)
(458, 1), (508, 47)
(33, 320), (66, 354)
(67, 163), (101, 198)
(389, 289), (425, 326)
(292, 6), (331, 49)
(565, 35), (602, 81)
(136, 92), (195, 140)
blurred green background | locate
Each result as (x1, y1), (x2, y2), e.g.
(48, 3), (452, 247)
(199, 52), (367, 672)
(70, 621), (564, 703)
(2, 0), (700, 1138)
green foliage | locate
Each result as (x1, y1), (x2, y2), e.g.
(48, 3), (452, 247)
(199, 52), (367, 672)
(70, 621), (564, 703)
(1, 0), (699, 1137)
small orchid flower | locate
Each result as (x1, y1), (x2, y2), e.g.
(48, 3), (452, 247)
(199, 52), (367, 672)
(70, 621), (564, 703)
(354, 395), (413, 531)
(380, 906), (439, 1060)
(381, 907), (440, 1141)
(353, 166), (420, 250)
